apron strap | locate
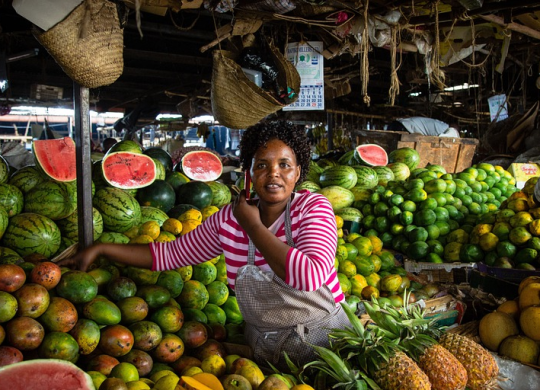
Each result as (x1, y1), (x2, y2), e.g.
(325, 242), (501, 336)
(247, 198), (293, 265)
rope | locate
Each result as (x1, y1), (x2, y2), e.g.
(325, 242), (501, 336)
(388, 25), (401, 106)
(169, 8), (200, 31)
(361, 0), (370, 106)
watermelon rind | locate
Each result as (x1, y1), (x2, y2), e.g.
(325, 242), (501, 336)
(140, 206), (170, 226)
(102, 152), (157, 190)
(24, 181), (77, 221)
(351, 166), (379, 189)
(388, 147), (421, 170)
(0, 359), (95, 390)
(93, 187), (142, 233)
(56, 207), (104, 241)
(105, 140), (142, 156)
(94, 231), (130, 244)
(0, 204), (9, 240)
(206, 181), (232, 208)
(32, 137), (77, 182)
(0, 183), (24, 217)
(0, 155), (9, 184)
(317, 186), (355, 211)
(136, 180), (176, 212)
(1, 213), (61, 258)
(175, 181), (213, 210)
(143, 147), (173, 172)
(319, 166), (358, 189)
(181, 151), (223, 182)
(354, 144), (388, 167)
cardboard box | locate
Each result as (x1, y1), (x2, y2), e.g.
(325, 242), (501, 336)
(404, 260), (477, 283)
(508, 163), (540, 189)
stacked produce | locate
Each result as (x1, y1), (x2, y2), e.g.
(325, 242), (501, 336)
(478, 275), (540, 366)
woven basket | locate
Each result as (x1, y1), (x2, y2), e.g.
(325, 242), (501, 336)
(211, 42), (300, 130)
(51, 243), (79, 263)
(34, 0), (124, 88)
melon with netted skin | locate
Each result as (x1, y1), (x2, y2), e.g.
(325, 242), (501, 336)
(32, 137), (77, 182)
(0, 359), (95, 390)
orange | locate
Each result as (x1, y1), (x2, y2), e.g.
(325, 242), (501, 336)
(162, 218), (183, 235)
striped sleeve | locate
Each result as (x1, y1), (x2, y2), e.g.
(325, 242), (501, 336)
(149, 206), (230, 271)
(285, 192), (343, 302)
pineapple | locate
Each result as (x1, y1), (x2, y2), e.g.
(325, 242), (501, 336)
(363, 297), (467, 390)
(316, 303), (432, 390)
(438, 332), (499, 390)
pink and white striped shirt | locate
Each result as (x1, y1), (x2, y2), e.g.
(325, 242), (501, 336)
(150, 190), (344, 304)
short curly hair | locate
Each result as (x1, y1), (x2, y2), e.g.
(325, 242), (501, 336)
(239, 120), (311, 184)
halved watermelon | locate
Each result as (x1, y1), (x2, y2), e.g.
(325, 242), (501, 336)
(102, 152), (157, 189)
(181, 151), (223, 182)
(354, 144), (388, 167)
(32, 137), (76, 182)
(0, 359), (95, 390)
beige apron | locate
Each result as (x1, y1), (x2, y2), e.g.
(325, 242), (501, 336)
(234, 200), (350, 369)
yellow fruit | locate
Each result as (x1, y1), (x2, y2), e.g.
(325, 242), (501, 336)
(124, 225), (141, 239)
(346, 232), (362, 243)
(529, 219), (540, 236)
(129, 234), (154, 244)
(139, 221), (160, 240)
(201, 206), (220, 221)
(177, 265), (192, 282)
(182, 366), (204, 376)
(337, 228), (344, 238)
(153, 374), (180, 390)
(496, 299), (520, 320)
(162, 218), (183, 235)
(192, 373), (224, 390)
(336, 245), (348, 262)
(335, 215), (344, 229)
(519, 276), (540, 294)
(478, 232), (499, 252)
(126, 380), (151, 390)
(181, 376), (213, 390)
(291, 385), (316, 390)
(200, 355), (226, 377)
(179, 210), (202, 223)
(155, 231), (176, 243)
(349, 274), (368, 297)
(361, 285), (380, 300)
(520, 306), (540, 341)
(519, 282), (540, 310)
(150, 370), (178, 384)
(368, 236), (383, 255)
(478, 311), (519, 351)
(338, 260), (357, 278)
(181, 219), (202, 235)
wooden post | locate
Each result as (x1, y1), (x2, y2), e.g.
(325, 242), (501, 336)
(327, 111), (334, 151)
(73, 84), (94, 249)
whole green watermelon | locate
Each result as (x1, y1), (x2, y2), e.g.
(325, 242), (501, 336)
(175, 181), (213, 210)
(93, 187), (141, 233)
(388, 147), (420, 170)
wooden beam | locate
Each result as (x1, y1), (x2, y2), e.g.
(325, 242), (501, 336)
(479, 14), (540, 40)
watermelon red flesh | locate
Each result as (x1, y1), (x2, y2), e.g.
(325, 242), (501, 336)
(102, 152), (157, 189)
(181, 151), (223, 182)
(32, 137), (77, 182)
(0, 359), (95, 390)
(355, 144), (388, 166)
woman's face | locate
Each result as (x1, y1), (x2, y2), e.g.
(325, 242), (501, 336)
(250, 139), (301, 206)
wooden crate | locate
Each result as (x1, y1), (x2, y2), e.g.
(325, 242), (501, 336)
(354, 130), (479, 173)
(397, 133), (479, 173)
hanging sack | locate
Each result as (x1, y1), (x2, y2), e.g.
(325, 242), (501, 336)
(211, 41), (300, 129)
(34, 0), (125, 88)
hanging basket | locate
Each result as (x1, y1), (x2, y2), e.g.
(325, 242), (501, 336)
(211, 41), (300, 129)
(34, 0), (124, 88)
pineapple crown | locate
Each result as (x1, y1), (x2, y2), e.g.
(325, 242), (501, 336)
(363, 291), (446, 361)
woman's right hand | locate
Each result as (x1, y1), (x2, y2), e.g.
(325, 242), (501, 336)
(57, 244), (100, 272)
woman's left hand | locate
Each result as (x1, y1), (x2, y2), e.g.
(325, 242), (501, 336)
(232, 190), (261, 231)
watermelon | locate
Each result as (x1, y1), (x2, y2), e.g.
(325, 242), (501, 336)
(388, 147), (420, 170)
(175, 181), (213, 210)
(101, 151), (157, 190)
(354, 144), (388, 166)
(296, 181), (321, 193)
(32, 137), (77, 182)
(351, 166), (379, 189)
(206, 181), (232, 208)
(141, 206), (170, 226)
(94, 231), (130, 244)
(168, 204), (200, 219)
(24, 181), (77, 220)
(337, 150), (356, 166)
(0, 204), (7, 240)
(165, 171), (190, 192)
(1, 213), (61, 258)
(8, 165), (46, 194)
(0, 155), (9, 184)
(387, 162), (411, 181)
(0, 246), (23, 264)
(137, 180), (176, 212)
(152, 158), (166, 180)
(316, 158), (339, 169)
(0, 359), (94, 390)
(181, 151), (223, 182)
(319, 166), (358, 189)
(56, 207), (103, 241)
(373, 166), (395, 186)
(317, 186), (355, 211)
(106, 140), (142, 155)
(93, 187), (141, 233)
(0, 183), (24, 217)
(335, 207), (363, 223)
(143, 147), (173, 172)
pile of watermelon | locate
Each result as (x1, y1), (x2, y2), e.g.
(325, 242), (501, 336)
(0, 139), (232, 262)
